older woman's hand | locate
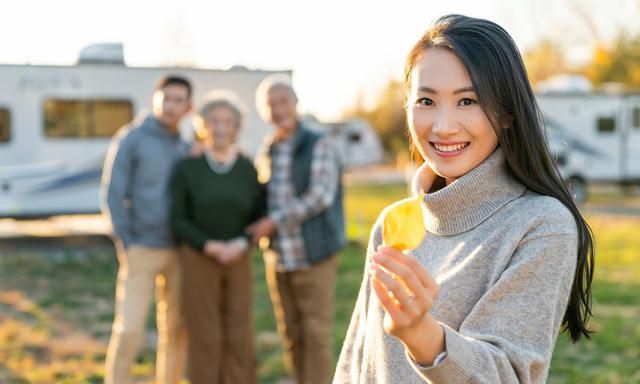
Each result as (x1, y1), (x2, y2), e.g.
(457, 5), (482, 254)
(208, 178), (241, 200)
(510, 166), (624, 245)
(217, 238), (249, 266)
(203, 240), (224, 258)
(369, 246), (446, 365)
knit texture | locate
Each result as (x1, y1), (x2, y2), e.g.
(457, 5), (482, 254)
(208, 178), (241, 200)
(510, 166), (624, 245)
(334, 148), (578, 384)
(170, 155), (265, 251)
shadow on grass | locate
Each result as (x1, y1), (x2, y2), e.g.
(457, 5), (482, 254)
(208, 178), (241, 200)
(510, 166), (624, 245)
(0, 244), (155, 384)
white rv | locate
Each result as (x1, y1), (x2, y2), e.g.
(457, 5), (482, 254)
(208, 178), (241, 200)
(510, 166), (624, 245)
(0, 44), (384, 218)
(0, 43), (291, 218)
(538, 88), (640, 202)
(302, 116), (384, 168)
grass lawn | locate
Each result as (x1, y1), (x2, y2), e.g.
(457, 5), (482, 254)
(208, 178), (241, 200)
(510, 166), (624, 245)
(0, 183), (639, 383)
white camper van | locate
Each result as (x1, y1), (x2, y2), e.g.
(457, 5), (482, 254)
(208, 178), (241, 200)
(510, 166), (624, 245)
(301, 117), (384, 168)
(0, 44), (291, 218)
(537, 78), (640, 202)
(0, 44), (384, 218)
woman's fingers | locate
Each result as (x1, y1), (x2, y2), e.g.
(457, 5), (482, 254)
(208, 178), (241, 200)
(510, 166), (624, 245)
(372, 248), (436, 308)
(370, 263), (427, 326)
(378, 246), (440, 299)
(371, 273), (409, 326)
(372, 251), (424, 299)
(370, 247), (440, 330)
(369, 263), (411, 304)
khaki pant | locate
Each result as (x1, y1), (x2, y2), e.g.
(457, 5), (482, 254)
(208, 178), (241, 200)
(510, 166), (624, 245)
(181, 244), (256, 384)
(104, 244), (186, 384)
(265, 252), (338, 384)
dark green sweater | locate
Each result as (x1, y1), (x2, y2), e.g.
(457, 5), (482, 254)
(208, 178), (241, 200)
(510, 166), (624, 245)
(170, 155), (266, 251)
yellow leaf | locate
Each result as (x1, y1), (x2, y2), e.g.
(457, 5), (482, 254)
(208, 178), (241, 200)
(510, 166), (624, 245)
(382, 195), (425, 251)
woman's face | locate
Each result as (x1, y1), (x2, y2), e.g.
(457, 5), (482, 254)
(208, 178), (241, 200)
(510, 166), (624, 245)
(204, 106), (239, 150)
(407, 47), (498, 185)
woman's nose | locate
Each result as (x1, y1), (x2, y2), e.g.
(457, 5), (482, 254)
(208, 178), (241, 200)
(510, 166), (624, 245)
(432, 108), (460, 135)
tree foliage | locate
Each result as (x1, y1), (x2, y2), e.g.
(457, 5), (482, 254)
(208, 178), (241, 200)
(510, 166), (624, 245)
(523, 39), (569, 86)
(343, 80), (408, 156)
(583, 33), (640, 88)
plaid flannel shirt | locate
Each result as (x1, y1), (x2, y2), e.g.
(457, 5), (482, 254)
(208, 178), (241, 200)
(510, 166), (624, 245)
(263, 133), (339, 272)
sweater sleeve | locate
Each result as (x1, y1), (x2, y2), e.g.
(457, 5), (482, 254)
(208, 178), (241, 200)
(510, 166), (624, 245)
(410, 232), (578, 384)
(170, 162), (211, 251)
(100, 128), (135, 248)
(333, 219), (382, 383)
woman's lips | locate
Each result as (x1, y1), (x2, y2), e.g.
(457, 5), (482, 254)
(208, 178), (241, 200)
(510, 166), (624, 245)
(430, 142), (470, 158)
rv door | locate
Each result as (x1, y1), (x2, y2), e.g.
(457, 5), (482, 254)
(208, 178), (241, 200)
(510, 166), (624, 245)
(624, 96), (640, 181)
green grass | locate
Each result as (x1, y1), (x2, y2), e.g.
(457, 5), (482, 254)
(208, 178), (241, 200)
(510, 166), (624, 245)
(0, 183), (639, 383)
(549, 217), (640, 383)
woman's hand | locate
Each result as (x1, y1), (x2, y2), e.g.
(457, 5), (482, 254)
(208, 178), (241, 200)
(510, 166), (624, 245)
(217, 238), (249, 266)
(370, 245), (445, 365)
(203, 240), (224, 258)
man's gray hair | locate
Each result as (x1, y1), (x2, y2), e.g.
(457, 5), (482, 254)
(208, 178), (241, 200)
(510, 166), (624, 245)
(255, 74), (298, 119)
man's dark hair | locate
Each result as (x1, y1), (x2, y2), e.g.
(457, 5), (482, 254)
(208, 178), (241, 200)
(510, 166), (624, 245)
(155, 75), (193, 98)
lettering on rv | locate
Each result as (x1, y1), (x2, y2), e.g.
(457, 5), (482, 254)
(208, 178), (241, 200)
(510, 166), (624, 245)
(17, 76), (83, 91)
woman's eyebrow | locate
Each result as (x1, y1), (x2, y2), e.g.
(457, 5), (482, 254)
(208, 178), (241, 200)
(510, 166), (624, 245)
(418, 86), (475, 94)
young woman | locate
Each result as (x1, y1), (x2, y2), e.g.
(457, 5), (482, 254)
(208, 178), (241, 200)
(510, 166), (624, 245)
(334, 15), (594, 383)
(170, 92), (265, 384)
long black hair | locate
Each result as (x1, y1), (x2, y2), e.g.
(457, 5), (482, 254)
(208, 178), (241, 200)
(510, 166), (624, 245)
(405, 14), (594, 342)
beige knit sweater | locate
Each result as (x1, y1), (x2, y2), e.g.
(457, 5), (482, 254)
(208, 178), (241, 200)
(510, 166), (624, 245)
(334, 148), (578, 383)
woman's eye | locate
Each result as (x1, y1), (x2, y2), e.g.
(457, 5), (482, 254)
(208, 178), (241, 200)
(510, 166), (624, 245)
(459, 98), (477, 106)
(416, 97), (433, 106)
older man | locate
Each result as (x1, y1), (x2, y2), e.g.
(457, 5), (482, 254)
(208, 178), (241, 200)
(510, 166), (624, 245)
(249, 76), (345, 384)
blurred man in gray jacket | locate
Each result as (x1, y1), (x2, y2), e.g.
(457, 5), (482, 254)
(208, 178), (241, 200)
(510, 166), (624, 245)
(101, 75), (192, 384)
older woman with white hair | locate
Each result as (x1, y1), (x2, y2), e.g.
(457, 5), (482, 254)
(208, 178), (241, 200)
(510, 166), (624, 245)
(171, 91), (265, 384)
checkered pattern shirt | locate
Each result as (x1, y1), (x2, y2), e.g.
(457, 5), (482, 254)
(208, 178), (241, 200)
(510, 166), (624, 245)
(265, 134), (339, 272)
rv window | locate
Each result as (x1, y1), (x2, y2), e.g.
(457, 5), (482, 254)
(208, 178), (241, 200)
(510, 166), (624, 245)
(43, 99), (132, 138)
(633, 107), (640, 128)
(597, 117), (615, 133)
(348, 132), (362, 143)
(0, 108), (10, 143)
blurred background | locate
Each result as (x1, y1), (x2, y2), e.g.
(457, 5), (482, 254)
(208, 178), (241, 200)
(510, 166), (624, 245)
(1, 0), (639, 383)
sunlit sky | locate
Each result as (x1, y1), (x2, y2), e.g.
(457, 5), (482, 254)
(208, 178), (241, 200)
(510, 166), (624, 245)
(2, 0), (638, 120)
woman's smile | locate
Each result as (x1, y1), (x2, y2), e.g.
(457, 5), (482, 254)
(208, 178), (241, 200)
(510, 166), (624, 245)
(430, 141), (470, 158)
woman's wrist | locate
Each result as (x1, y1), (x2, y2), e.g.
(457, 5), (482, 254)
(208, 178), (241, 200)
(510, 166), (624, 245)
(401, 313), (446, 366)
(229, 236), (249, 252)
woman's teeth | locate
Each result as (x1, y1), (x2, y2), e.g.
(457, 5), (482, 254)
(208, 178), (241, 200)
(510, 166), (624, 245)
(433, 143), (469, 152)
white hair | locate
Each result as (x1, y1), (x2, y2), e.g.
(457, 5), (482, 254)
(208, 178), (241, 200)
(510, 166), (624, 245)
(196, 89), (246, 128)
(255, 74), (298, 120)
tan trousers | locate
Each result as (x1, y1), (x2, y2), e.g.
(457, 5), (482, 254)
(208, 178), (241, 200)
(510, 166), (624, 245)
(104, 244), (186, 384)
(265, 252), (338, 384)
(181, 244), (256, 384)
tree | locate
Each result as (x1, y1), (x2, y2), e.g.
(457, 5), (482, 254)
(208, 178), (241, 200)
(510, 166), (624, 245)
(523, 40), (569, 86)
(583, 32), (640, 88)
(343, 80), (408, 158)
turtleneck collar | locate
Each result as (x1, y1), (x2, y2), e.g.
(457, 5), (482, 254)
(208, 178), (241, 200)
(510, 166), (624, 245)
(411, 148), (526, 236)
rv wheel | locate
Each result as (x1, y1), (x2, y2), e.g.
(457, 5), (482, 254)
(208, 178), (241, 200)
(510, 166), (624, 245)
(567, 177), (587, 203)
